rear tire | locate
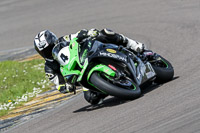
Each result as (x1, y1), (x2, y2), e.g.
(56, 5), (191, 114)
(151, 55), (174, 83)
(90, 72), (141, 99)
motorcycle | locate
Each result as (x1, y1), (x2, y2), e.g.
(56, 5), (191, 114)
(52, 38), (174, 100)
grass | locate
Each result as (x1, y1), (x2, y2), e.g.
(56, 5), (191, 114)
(0, 59), (51, 116)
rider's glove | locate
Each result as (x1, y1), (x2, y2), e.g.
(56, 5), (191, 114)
(87, 28), (99, 37)
(76, 29), (89, 42)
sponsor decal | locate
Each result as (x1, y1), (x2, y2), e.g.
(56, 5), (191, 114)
(106, 49), (116, 53)
(99, 52), (127, 62)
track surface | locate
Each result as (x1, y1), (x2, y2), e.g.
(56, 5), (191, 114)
(1, 0), (200, 133)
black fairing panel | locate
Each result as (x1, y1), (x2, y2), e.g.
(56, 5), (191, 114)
(88, 40), (128, 63)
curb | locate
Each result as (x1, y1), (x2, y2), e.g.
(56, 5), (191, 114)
(0, 88), (82, 121)
(0, 53), (83, 131)
(0, 88), (82, 131)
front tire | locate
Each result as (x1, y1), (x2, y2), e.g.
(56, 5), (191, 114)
(90, 72), (141, 99)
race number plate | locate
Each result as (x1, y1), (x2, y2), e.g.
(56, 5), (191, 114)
(57, 46), (70, 66)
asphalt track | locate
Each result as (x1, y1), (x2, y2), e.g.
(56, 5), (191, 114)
(1, 0), (200, 133)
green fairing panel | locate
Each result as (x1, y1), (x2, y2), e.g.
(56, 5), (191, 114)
(87, 64), (116, 82)
(77, 58), (89, 82)
(60, 38), (82, 77)
(60, 38), (116, 85)
(60, 67), (81, 76)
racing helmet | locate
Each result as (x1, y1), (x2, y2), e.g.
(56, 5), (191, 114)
(34, 30), (58, 60)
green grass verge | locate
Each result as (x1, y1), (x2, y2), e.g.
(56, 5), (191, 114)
(0, 59), (51, 116)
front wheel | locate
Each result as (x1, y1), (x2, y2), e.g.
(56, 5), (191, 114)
(151, 55), (174, 83)
(90, 72), (141, 99)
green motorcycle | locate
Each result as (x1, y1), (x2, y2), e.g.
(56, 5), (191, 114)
(52, 38), (174, 101)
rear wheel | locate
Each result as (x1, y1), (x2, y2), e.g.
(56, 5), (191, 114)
(90, 72), (141, 99)
(151, 55), (174, 83)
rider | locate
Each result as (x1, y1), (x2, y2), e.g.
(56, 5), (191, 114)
(34, 28), (145, 104)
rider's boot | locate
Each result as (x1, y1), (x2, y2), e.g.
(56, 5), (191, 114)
(126, 38), (145, 53)
(126, 38), (154, 61)
(83, 88), (108, 105)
